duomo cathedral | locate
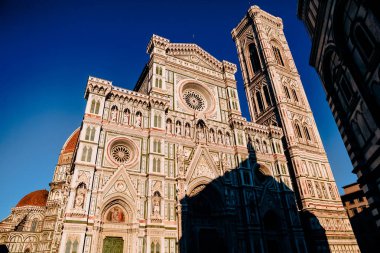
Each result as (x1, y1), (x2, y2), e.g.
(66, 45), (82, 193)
(0, 6), (359, 253)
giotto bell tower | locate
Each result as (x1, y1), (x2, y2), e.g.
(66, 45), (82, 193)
(232, 6), (358, 252)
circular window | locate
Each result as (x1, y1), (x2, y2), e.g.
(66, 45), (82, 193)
(178, 79), (216, 115)
(111, 144), (130, 163)
(183, 90), (206, 111)
(107, 137), (138, 166)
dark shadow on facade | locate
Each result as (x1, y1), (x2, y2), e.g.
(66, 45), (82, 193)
(348, 208), (379, 253)
(178, 154), (329, 253)
(0, 245), (9, 253)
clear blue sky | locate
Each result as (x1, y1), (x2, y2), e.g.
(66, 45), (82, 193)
(0, 0), (356, 219)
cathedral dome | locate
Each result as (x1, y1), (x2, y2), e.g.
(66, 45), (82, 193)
(62, 128), (80, 154)
(16, 190), (49, 207)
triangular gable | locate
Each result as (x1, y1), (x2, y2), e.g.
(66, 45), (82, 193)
(101, 165), (138, 201)
(166, 43), (223, 72)
(186, 146), (222, 182)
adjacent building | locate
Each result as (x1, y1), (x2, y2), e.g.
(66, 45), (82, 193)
(341, 182), (377, 252)
(297, 0), (380, 228)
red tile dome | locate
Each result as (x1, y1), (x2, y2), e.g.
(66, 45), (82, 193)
(62, 128), (80, 154)
(16, 190), (49, 207)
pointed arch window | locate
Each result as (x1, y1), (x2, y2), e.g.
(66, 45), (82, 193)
(248, 44), (261, 74)
(272, 46), (284, 66)
(90, 127), (96, 141)
(263, 85), (272, 107)
(353, 23), (375, 60)
(65, 240), (72, 253)
(154, 113), (162, 128)
(72, 240), (78, 253)
(291, 89), (299, 102)
(81, 146), (92, 162)
(90, 100), (96, 113)
(255, 91), (264, 112)
(95, 101), (100, 114)
(294, 123), (303, 138)
(283, 86), (291, 99)
(153, 140), (161, 153)
(85, 127), (91, 140)
(303, 126), (312, 141)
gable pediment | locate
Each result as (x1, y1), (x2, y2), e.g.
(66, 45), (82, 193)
(166, 43), (223, 72)
(186, 146), (221, 182)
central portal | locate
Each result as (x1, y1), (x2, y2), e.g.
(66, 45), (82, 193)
(102, 237), (124, 253)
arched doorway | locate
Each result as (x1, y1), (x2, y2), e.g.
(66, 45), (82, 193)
(102, 237), (124, 253)
(184, 184), (227, 253)
(263, 210), (282, 253)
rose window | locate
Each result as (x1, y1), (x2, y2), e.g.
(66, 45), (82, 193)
(183, 90), (206, 111)
(111, 144), (130, 163)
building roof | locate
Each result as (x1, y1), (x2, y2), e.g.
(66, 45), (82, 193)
(62, 128), (80, 154)
(16, 189), (49, 207)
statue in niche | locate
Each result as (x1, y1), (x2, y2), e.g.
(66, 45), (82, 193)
(152, 191), (161, 217)
(225, 134), (231, 146)
(135, 112), (142, 127)
(74, 183), (86, 209)
(196, 121), (206, 140)
(166, 120), (172, 134)
(123, 109), (130, 125)
(176, 122), (181, 135)
(111, 107), (117, 122)
(185, 124), (190, 137)
(106, 206), (125, 222)
(217, 131), (223, 144)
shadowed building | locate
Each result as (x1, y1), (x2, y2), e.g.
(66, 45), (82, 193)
(297, 0), (380, 229)
(341, 182), (378, 252)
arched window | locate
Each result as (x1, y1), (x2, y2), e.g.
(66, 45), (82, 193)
(81, 146), (87, 161)
(30, 219), (38, 232)
(272, 45), (284, 66)
(283, 86), (291, 99)
(90, 100), (96, 113)
(95, 101), (100, 114)
(291, 89), (299, 102)
(248, 44), (261, 74)
(86, 147), (92, 162)
(303, 126), (312, 141)
(72, 240), (78, 253)
(154, 113), (162, 128)
(263, 85), (272, 107)
(256, 91), (264, 112)
(159, 79), (162, 88)
(90, 127), (96, 141)
(353, 23), (375, 61)
(153, 140), (161, 153)
(294, 123), (302, 138)
(153, 158), (161, 173)
(65, 240), (72, 253)
(85, 127), (91, 140)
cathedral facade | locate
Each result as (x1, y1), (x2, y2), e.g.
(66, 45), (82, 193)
(1, 6), (358, 253)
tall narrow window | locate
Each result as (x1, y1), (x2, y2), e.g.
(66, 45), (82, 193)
(256, 91), (264, 112)
(283, 86), (291, 99)
(294, 123), (302, 138)
(90, 127), (96, 141)
(339, 76), (353, 104)
(95, 101), (100, 114)
(87, 147), (92, 162)
(249, 44), (261, 74)
(81, 146), (87, 161)
(272, 46), (284, 66)
(291, 89), (299, 102)
(303, 126), (311, 141)
(263, 85), (272, 107)
(72, 240), (78, 253)
(154, 114), (162, 128)
(90, 100), (96, 113)
(85, 127), (91, 140)
(354, 24), (374, 60)
(65, 240), (72, 253)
